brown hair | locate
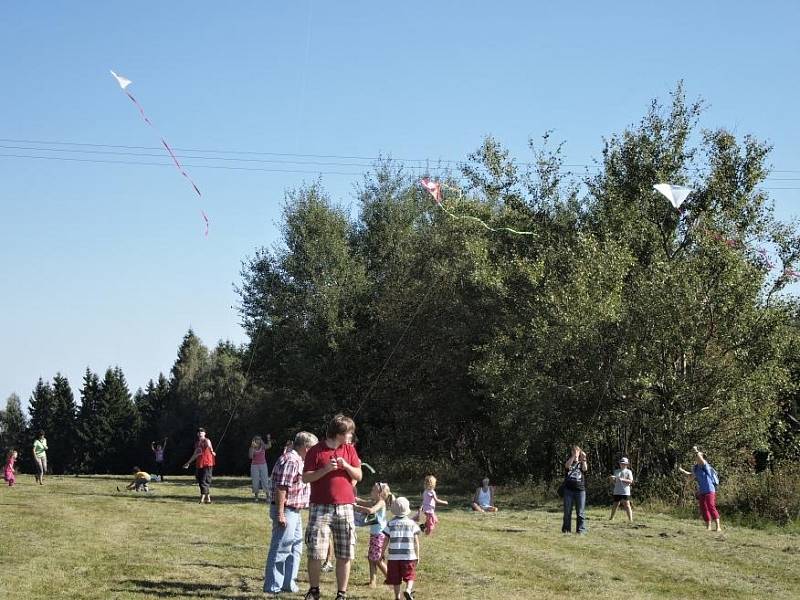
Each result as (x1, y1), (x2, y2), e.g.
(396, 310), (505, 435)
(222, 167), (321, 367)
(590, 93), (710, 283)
(325, 414), (356, 439)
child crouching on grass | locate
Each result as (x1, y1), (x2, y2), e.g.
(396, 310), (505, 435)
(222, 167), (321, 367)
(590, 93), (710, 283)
(126, 467), (151, 492)
(355, 481), (393, 587)
(382, 497), (421, 600)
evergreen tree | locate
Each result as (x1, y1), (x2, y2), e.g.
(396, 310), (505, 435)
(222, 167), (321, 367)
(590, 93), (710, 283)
(1, 393), (28, 461)
(28, 378), (55, 439)
(50, 373), (78, 473)
(76, 368), (107, 473)
(135, 373), (171, 445)
(101, 367), (140, 473)
(167, 330), (210, 460)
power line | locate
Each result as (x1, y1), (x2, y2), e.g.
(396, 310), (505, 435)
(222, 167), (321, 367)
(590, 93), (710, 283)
(4, 136), (800, 174)
(1, 137), (800, 189)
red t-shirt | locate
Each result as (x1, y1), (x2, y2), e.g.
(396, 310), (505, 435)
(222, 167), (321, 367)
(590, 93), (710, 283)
(303, 441), (361, 505)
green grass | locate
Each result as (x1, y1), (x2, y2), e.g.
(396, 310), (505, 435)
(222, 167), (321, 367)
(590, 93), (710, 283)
(1, 475), (799, 599)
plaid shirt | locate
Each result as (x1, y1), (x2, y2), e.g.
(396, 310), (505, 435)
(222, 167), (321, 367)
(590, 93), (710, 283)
(270, 449), (309, 509)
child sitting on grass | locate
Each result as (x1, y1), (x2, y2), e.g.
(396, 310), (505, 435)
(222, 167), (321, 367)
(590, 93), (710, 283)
(382, 497), (421, 600)
(355, 482), (393, 587)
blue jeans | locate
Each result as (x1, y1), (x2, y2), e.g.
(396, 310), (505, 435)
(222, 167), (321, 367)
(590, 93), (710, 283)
(264, 504), (304, 593)
(562, 488), (587, 533)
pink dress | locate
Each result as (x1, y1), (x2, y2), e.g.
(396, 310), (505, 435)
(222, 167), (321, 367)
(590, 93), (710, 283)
(421, 489), (439, 534)
(4, 456), (16, 486)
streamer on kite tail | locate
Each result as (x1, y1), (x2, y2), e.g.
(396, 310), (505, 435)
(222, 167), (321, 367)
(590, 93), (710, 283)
(110, 70), (208, 233)
(419, 178), (535, 236)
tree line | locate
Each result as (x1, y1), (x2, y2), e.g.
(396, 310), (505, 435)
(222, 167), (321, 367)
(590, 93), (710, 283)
(2, 86), (799, 492)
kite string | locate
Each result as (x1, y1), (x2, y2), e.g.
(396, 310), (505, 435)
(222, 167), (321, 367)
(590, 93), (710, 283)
(352, 283), (435, 418)
(216, 323), (264, 445)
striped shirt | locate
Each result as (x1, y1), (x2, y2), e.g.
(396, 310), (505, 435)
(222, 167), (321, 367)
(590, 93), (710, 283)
(382, 516), (421, 561)
(270, 449), (310, 509)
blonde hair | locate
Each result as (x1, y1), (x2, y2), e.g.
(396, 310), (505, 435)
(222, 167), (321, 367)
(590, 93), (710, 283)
(424, 475), (437, 489)
(375, 482), (394, 505)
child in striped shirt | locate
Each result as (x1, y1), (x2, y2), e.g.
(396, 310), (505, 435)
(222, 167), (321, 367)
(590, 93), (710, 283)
(382, 497), (421, 600)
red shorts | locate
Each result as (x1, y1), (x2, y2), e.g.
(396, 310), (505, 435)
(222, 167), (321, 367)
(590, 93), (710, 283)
(385, 559), (417, 584)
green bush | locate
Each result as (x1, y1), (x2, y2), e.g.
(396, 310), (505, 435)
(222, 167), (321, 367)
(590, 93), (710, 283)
(718, 463), (800, 526)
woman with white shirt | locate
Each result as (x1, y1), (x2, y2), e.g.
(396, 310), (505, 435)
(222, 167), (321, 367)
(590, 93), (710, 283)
(471, 477), (498, 513)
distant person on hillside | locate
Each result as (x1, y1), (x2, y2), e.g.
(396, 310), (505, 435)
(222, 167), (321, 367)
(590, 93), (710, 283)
(183, 428), (216, 504)
(151, 438), (168, 482)
(4, 449), (18, 486)
(416, 475), (448, 535)
(263, 430), (318, 595)
(33, 431), (48, 485)
(126, 467), (152, 492)
(471, 477), (498, 513)
(608, 457), (634, 522)
(249, 434), (272, 501)
(301, 414), (362, 600)
(678, 446), (722, 531)
(562, 445), (588, 534)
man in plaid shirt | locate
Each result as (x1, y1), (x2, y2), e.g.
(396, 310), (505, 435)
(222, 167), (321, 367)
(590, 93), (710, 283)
(263, 431), (319, 595)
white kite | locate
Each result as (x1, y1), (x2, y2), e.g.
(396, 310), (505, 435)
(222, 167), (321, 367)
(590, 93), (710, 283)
(653, 183), (693, 210)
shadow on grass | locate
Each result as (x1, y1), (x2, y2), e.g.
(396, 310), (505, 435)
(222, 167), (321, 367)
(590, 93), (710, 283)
(116, 579), (256, 598)
(56, 490), (257, 504)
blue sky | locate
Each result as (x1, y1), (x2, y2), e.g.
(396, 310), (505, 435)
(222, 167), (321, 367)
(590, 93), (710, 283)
(2, 1), (799, 406)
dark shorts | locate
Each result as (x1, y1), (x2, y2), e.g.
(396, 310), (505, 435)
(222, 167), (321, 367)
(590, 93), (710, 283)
(196, 467), (213, 494)
(385, 559), (417, 585)
(613, 494), (631, 502)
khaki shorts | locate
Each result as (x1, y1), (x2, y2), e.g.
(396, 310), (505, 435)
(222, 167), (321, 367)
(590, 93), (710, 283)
(305, 503), (356, 560)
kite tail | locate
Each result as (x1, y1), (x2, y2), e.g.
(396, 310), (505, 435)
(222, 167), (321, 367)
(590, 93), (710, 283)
(117, 79), (207, 233)
(437, 203), (534, 236)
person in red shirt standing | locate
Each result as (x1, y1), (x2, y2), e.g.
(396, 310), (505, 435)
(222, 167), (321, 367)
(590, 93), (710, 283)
(302, 414), (362, 600)
(183, 428), (216, 504)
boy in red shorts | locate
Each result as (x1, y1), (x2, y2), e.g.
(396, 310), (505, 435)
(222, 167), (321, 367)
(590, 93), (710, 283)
(381, 497), (421, 600)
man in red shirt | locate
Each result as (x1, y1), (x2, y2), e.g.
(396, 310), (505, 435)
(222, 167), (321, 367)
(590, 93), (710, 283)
(302, 415), (362, 600)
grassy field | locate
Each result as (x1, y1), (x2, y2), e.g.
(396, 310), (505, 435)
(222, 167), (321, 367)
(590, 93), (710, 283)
(1, 475), (799, 600)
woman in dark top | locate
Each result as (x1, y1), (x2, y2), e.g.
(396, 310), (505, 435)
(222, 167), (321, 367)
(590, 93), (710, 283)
(562, 445), (589, 534)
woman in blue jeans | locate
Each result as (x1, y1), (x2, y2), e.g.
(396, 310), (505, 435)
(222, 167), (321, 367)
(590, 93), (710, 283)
(562, 446), (588, 534)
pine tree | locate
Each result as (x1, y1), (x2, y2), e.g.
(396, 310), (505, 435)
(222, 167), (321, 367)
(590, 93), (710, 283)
(76, 368), (106, 473)
(50, 373), (78, 473)
(101, 367), (140, 472)
(1, 393), (28, 458)
(28, 378), (55, 439)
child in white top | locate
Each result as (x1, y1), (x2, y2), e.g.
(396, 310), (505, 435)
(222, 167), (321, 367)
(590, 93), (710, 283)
(608, 457), (634, 522)
(417, 475), (447, 535)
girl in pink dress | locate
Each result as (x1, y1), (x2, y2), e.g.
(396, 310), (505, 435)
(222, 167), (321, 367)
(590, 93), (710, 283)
(417, 475), (448, 535)
(4, 450), (18, 486)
